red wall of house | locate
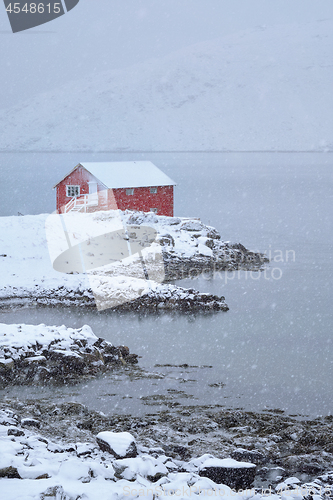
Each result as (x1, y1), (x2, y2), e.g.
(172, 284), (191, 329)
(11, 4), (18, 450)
(112, 185), (174, 217)
(56, 166), (174, 216)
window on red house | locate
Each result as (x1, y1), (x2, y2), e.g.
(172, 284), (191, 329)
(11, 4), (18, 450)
(66, 185), (80, 197)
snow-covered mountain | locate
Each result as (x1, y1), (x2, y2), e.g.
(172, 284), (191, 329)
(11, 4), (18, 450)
(0, 19), (332, 151)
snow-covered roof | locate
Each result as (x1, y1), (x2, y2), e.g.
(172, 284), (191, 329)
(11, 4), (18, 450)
(79, 161), (176, 189)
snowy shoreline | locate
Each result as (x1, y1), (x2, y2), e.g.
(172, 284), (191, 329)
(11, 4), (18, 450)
(1, 397), (332, 500)
(1, 323), (332, 498)
(0, 210), (267, 312)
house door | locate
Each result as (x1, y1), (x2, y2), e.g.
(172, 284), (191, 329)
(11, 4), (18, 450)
(88, 181), (98, 205)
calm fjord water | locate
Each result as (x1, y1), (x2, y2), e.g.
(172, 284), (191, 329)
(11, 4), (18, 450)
(0, 152), (332, 416)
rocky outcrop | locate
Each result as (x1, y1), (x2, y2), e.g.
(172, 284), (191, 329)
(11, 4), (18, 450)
(0, 281), (229, 312)
(0, 211), (267, 312)
(1, 277), (230, 311)
(163, 240), (268, 281)
(127, 213), (269, 280)
(0, 324), (138, 387)
(111, 284), (229, 312)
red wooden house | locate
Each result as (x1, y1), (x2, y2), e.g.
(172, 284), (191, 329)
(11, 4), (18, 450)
(53, 161), (176, 216)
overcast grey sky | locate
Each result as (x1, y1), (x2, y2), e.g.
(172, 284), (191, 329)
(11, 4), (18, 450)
(0, 0), (332, 111)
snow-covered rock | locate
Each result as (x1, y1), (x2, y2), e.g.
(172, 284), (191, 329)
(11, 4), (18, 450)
(96, 431), (138, 459)
(199, 457), (256, 489)
(113, 455), (168, 481)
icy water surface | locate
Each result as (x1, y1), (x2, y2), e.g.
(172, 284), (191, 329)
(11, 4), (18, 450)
(0, 152), (332, 416)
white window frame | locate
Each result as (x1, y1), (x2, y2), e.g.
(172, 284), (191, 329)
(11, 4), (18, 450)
(66, 185), (80, 197)
(150, 187), (158, 194)
(126, 188), (134, 195)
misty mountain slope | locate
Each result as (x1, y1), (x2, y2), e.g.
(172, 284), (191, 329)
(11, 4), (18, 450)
(0, 19), (332, 151)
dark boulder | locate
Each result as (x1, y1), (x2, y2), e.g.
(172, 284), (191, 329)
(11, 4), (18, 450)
(0, 466), (21, 479)
(21, 417), (41, 429)
(7, 427), (24, 437)
(199, 458), (256, 489)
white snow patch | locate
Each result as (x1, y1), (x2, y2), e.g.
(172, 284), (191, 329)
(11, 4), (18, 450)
(0, 323), (97, 352)
(200, 458), (256, 469)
